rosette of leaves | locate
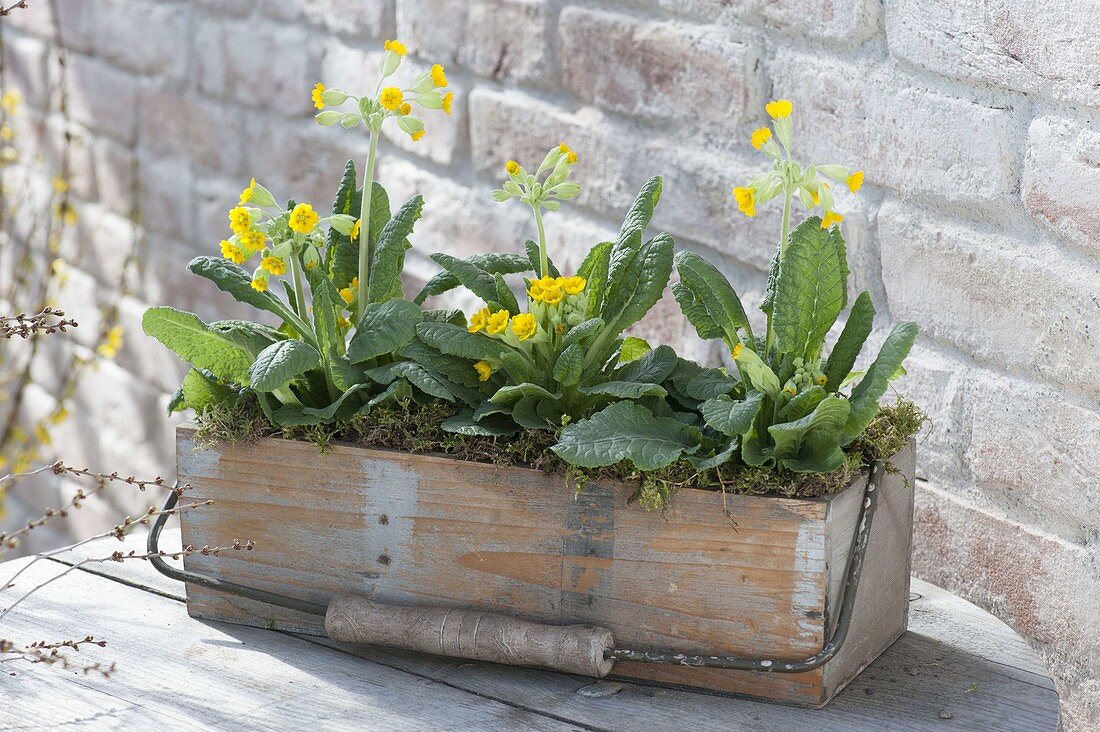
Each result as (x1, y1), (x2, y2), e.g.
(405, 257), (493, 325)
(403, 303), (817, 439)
(556, 216), (917, 474)
(413, 177), (723, 437)
(143, 163), (473, 427)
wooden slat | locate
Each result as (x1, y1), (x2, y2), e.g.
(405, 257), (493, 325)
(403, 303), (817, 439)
(0, 554), (587, 731)
(5, 532), (1059, 731)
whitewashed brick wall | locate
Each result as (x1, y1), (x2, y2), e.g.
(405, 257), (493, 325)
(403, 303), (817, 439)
(2, 1), (1097, 725)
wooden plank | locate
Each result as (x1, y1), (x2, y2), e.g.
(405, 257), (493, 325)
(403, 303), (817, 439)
(178, 425), (909, 705)
(23, 532), (1059, 731)
(0, 556), (587, 731)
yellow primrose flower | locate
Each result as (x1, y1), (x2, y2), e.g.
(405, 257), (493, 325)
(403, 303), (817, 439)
(239, 177), (257, 204)
(559, 143), (571, 154)
(384, 39), (408, 56)
(411, 129), (425, 141)
(339, 277), (359, 305)
(765, 99), (792, 119)
(816, 374), (828, 386)
(732, 186), (756, 218)
(505, 160), (519, 176)
(431, 64), (447, 87)
(398, 102), (412, 116)
(260, 256), (286, 276)
(96, 325), (124, 359)
(220, 239), (246, 265)
(510, 312), (537, 340)
(566, 151), (578, 164)
(239, 229), (265, 252)
(750, 127), (772, 150)
(442, 91), (453, 115)
(350, 218), (361, 241)
(337, 315), (351, 329)
(528, 276), (563, 305)
(782, 385), (797, 396)
(468, 307), (490, 333)
(304, 259), (318, 271)
(474, 360), (493, 382)
(847, 171), (864, 193)
(379, 87), (404, 111)
(251, 275), (268, 292)
(732, 342), (743, 359)
(809, 189), (821, 206)
(486, 309), (510, 335)
(312, 82), (326, 110)
(559, 276), (586, 295)
(228, 206), (252, 234)
(289, 202), (319, 233)
(821, 211), (844, 228)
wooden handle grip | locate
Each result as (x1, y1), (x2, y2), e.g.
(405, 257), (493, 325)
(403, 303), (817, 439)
(325, 594), (615, 678)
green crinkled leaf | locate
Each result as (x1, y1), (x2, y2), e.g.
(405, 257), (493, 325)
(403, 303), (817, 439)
(760, 246), (781, 318)
(401, 340), (487, 390)
(773, 218), (847, 361)
(490, 383), (559, 405)
(578, 241), (613, 318)
(552, 400), (700, 471)
(769, 395), (851, 466)
(673, 250), (753, 348)
(602, 234), (674, 334)
(187, 257), (296, 325)
(348, 298), (423, 363)
(415, 321), (503, 361)
(823, 291), (875, 392)
(248, 339), (322, 392)
(442, 410), (519, 436)
(779, 385), (826, 422)
(618, 336), (650, 364)
(368, 194), (422, 302)
(494, 273), (520, 315)
(613, 344), (676, 384)
(552, 343), (585, 387)
(272, 384), (368, 427)
(617, 176), (662, 248)
(499, 350), (534, 385)
(414, 253), (532, 304)
(562, 318), (604, 349)
(179, 368), (237, 413)
(842, 321), (918, 443)
(579, 381), (668, 400)
(685, 438), (737, 470)
(307, 268), (344, 365)
(668, 358), (739, 401)
(428, 253), (498, 304)
(422, 308), (467, 326)
(142, 307), (257, 386)
(700, 391), (764, 437)
(330, 357), (367, 393)
(524, 238), (560, 278)
(389, 361), (455, 401)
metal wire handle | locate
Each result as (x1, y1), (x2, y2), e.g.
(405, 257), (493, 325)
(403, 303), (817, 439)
(148, 461), (883, 673)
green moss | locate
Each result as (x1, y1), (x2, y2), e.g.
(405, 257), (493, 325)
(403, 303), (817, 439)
(193, 396), (926, 506)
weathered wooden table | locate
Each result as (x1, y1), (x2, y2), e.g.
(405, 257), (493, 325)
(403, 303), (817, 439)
(2, 530), (1059, 731)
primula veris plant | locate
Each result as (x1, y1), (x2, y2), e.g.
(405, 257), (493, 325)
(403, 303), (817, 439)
(143, 40), (451, 427)
(557, 100), (917, 474)
(411, 147), (691, 435)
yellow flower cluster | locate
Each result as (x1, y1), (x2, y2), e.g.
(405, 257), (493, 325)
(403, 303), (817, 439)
(528, 276), (585, 305)
(384, 39), (407, 56)
(468, 307), (540, 342)
(312, 83), (326, 110)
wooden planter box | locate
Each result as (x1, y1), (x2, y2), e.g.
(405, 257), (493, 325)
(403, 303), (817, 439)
(175, 424), (915, 708)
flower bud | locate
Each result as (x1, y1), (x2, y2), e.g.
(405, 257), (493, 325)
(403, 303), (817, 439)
(321, 88), (350, 106)
(315, 111), (343, 126)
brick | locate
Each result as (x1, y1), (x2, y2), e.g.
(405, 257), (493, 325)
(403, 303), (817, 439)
(770, 49), (1020, 212)
(58, 0), (189, 79)
(194, 19), (317, 112)
(878, 199), (1100, 396)
(136, 152), (192, 238)
(92, 137), (136, 218)
(56, 202), (137, 289)
(559, 7), (761, 129)
(44, 115), (97, 202)
(397, 0), (554, 85)
(64, 54), (139, 144)
(138, 87), (245, 174)
(1, 1), (59, 39)
(2, 32), (50, 110)
(266, 0), (392, 38)
(912, 482), (1100, 728)
(885, 0), (1100, 108)
(963, 374), (1100, 545)
(743, 0), (881, 45)
(1022, 116), (1100, 256)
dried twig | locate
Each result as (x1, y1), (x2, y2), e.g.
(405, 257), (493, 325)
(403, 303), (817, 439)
(1, 636), (116, 676)
(0, 307), (77, 339)
(0, 2), (29, 17)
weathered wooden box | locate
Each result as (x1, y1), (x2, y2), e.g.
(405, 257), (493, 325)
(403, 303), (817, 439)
(176, 424), (915, 707)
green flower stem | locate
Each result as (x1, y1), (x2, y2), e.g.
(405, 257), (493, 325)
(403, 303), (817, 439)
(357, 129), (380, 320)
(272, 385), (302, 406)
(764, 187), (794, 358)
(290, 247), (308, 326)
(532, 204), (548, 278)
